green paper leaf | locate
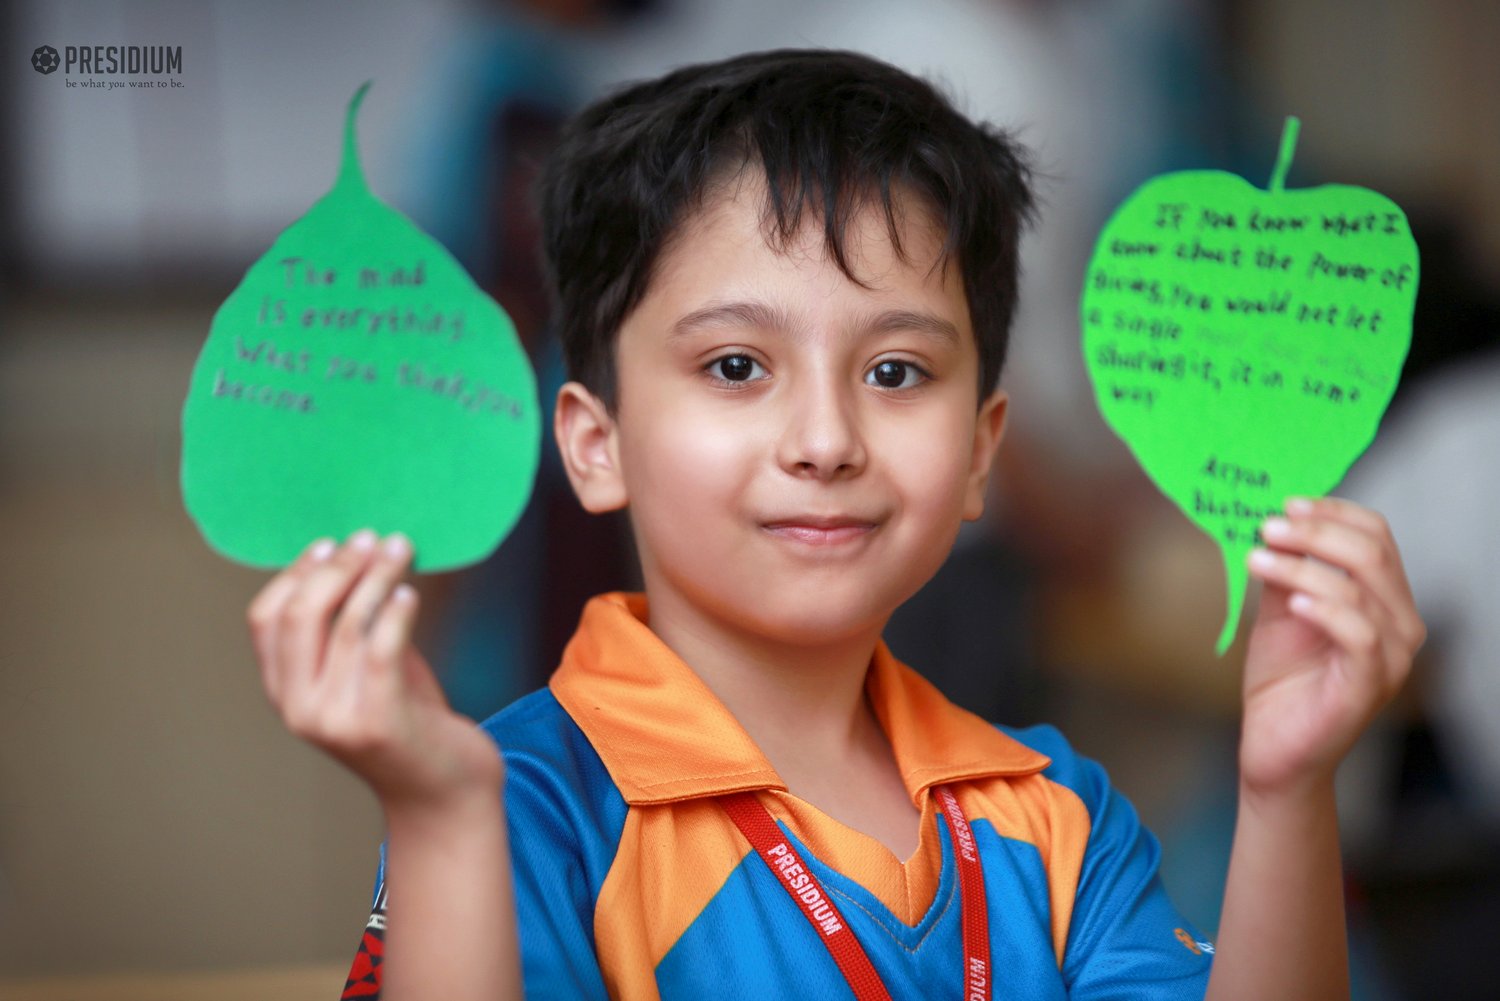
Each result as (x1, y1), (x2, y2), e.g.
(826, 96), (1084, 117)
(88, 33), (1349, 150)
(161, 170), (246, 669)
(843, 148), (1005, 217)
(181, 82), (541, 572)
(1080, 117), (1417, 654)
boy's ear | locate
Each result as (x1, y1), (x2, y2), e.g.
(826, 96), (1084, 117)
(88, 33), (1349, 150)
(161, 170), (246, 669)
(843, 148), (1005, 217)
(962, 388), (1009, 522)
(554, 381), (629, 513)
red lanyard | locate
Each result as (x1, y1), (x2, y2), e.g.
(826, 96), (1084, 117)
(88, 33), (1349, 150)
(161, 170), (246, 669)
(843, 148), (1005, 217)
(720, 783), (990, 1001)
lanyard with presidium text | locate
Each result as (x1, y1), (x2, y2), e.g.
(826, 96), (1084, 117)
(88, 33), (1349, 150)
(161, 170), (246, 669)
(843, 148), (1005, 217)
(719, 784), (991, 1001)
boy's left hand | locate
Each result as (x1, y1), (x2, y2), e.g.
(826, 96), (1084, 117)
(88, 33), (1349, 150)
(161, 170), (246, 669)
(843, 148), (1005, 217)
(1240, 495), (1426, 798)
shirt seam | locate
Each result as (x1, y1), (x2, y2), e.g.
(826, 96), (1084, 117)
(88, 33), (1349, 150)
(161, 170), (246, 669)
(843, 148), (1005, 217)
(822, 863), (959, 956)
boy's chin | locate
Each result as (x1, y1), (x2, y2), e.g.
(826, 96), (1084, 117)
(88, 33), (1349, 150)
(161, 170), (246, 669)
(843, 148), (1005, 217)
(715, 583), (905, 648)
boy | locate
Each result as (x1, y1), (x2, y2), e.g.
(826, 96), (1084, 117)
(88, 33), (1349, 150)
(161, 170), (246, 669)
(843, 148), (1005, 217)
(248, 50), (1424, 999)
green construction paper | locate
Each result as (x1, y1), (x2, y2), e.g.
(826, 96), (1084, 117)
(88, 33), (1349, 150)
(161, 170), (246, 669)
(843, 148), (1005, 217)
(1081, 117), (1417, 654)
(181, 83), (541, 572)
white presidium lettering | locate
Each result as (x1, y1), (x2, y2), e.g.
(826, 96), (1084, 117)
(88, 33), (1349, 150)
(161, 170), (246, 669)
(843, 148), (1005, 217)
(937, 786), (978, 863)
(1081, 117), (1418, 654)
(180, 82), (541, 573)
(764, 842), (844, 936)
(968, 956), (988, 1001)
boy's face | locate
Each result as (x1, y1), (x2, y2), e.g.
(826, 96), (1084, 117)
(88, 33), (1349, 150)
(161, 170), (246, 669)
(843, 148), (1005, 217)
(557, 171), (1007, 645)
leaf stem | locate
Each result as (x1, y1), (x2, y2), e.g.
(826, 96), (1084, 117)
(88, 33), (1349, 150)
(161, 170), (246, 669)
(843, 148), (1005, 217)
(1216, 543), (1249, 656)
(337, 81), (374, 195)
(1269, 115), (1301, 194)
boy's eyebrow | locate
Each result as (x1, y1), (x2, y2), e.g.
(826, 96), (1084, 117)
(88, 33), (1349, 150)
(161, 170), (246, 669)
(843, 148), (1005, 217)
(668, 300), (960, 346)
(669, 300), (794, 341)
(866, 309), (961, 345)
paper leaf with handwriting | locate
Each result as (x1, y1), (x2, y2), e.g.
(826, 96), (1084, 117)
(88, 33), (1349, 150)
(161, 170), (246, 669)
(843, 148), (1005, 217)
(181, 83), (540, 572)
(1081, 118), (1417, 654)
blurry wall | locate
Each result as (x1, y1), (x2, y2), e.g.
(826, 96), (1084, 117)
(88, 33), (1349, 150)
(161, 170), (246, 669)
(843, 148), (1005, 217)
(9, 0), (459, 284)
(1, 0), (469, 984)
(1244, 0), (1500, 284)
(0, 296), (383, 981)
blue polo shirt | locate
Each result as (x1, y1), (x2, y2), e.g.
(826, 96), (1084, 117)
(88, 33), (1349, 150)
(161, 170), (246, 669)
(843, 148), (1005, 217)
(344, 592), (1214, 999)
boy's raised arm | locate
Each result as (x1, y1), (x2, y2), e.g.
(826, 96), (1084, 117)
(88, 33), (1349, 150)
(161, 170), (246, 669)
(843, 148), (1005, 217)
(1207, 496), (1425, 1000)
(381, 785), (520, 1001)
(246, 531), (523, 1001)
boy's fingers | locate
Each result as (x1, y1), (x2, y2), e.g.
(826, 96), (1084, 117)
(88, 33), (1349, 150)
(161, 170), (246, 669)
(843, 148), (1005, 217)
(1248, 547), (1409, 677)
(1249, 547), (1365, 617)
(321, 534), (414, 695)
(400, 646), (448, 707)
(277, 530), (379, 706)
(366, 584), (420, 691)
(1284, 495), (1387, 537)
(247, 537), (337, 648)
(1260, 511), (1422, 650)
(1285, 592), (1389, 693)
(248, 537), (336, 703)
(318, 584), (419, 749)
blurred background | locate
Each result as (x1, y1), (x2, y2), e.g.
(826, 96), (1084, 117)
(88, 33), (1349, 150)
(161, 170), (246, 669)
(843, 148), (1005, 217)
(2, 0), (1497, 998)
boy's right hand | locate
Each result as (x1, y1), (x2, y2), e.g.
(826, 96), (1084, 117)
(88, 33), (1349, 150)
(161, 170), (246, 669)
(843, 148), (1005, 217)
(247, 530), (504, 818)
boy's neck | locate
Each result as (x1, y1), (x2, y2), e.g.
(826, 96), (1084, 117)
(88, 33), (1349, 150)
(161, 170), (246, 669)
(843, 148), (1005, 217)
(642, 587), (889, 780)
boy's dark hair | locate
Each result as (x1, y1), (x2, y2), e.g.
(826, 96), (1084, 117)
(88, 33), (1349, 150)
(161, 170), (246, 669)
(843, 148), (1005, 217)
(537, 48), (1037, 410)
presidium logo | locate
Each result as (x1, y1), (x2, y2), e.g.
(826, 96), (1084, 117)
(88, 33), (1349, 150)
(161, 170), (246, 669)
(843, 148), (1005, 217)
(31, 46), (59, 74)
(30, 43), (184, 89)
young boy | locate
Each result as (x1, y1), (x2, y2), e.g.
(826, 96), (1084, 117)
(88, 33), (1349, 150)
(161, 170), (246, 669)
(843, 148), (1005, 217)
(248, 50), (1424, 1000)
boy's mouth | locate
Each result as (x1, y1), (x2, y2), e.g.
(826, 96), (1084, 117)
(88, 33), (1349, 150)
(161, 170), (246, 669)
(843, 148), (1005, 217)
(760, 514), (880, 546)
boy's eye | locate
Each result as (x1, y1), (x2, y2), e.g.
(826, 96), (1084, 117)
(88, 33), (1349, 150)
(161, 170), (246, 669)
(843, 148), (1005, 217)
(710, 354), (766, 382)
(866, 360), (926, 389)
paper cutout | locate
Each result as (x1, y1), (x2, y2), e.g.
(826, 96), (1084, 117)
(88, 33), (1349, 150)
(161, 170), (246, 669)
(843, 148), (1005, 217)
(181, 83), (541, 572)
(1081, 117), (1417, 654)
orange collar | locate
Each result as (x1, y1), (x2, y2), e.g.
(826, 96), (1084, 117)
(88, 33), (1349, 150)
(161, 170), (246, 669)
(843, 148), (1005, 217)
(548, 592), (1050, 806)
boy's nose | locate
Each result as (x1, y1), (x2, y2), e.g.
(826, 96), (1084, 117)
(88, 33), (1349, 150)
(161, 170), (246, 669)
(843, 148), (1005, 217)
(774, 374), (867, 481)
